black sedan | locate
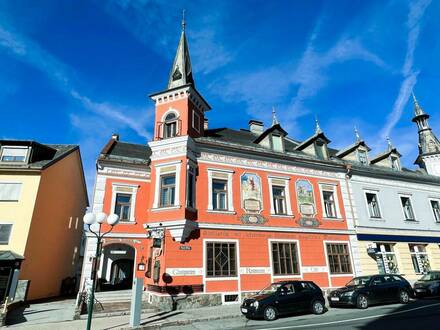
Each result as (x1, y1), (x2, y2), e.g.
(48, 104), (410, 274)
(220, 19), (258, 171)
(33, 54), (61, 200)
(240, 281), (325, 321)
(413, 271), (440, 297)
(328, 274), (413, 309)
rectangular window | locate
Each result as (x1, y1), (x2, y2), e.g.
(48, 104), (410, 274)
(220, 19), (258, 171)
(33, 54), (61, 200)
(0, 224), (12, 244)
(431, 200), (440, 223)
(315, 142), (326, 160)
(272, 186), (286, 215)
(186, 169), (195, 208)
(358, 150), (368, 165)
(326, 243), (352, 274)
(114, 193), (132, 221)
(391, 156), (400, 170)
(323, 190), (337, 218)
(206, 242), (237, 277)
(193, 111), (200, 132)
(271, 242), (300, 276)
(212, 179), (228, 210)
(0, 183), (22, 201)
(0, 147), (28, 162)
(409, 244), (431, 274)
(400, 196), (415, 220)
(376, 243), (399, 274)
(160, 174), (176, 207)
(366, 192), (381, 218)
(272, 135), (283, 152)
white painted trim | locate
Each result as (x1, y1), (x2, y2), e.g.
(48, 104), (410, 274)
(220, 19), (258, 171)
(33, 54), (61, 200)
(318, 183), (342, 219)
(428, 198), (440, 223)
(363, 189), (383, 219)
(152, 161), (181, 208)
(154, 159), (183, 168)
(206, 167), (235, 174)
(398, 194), (417, 221)
(207, 169), (234, 212)
(268, 239), (303, 283)
(110, 183), (139, 222)
(268, 177), (292, 216)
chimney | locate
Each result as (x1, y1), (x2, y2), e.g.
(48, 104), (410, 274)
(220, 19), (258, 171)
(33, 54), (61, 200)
(249, 120), (264, 135)
(111, 133), (119, 141)
(204, 118), (209, 130)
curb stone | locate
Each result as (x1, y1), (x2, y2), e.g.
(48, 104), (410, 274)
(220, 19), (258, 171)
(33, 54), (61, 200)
(129, 312), (243, 329)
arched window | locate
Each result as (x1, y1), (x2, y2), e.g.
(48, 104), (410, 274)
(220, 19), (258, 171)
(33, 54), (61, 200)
(163, 112), (178, 138)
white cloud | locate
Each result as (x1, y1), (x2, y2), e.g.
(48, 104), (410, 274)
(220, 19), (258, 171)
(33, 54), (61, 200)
(379, 0), (431, 142)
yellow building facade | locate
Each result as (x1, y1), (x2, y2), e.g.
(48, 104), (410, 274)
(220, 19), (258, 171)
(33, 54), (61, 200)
(0, 141), (88, 301)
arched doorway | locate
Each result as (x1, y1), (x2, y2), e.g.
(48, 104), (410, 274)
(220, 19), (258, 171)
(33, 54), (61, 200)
(98, 243), (135, 291)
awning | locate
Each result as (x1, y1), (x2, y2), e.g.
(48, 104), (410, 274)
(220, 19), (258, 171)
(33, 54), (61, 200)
(357, 234), (440, 244)
(0, 250), (24, 261)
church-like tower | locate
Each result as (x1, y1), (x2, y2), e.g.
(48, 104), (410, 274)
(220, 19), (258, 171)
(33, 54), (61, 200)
(412, 93), (440, 176)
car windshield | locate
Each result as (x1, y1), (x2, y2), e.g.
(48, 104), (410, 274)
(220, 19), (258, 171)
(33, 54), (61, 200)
(258, 283), (282, 295)
(346, 276), (371, 287)
(420, 272), (440, 281)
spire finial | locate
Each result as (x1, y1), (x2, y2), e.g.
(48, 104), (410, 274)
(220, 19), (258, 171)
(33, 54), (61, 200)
(272, 106), (279, 126)
(354, 126), (361, 142)
(182, 9), (186, 31)
(315, 116), (322, 134)
(386, 136), (393, 151)
(412, 90), (425, 117)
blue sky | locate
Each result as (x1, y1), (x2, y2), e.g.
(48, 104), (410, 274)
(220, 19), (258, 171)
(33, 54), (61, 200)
(0, 0), (439, 195)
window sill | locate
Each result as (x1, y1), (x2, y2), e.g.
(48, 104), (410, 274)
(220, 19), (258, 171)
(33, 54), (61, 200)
(270, 214), (294, 219)
(151, 206), (181, 212)
(369, 217), (385, 221)
(322, 217), (344, 221)
(207, 210), (236, 215)
(205, 276), (239, 281)
(273, 274), (301, 278)
(118, 221), (137, 225)
(404, 219), (419, 223)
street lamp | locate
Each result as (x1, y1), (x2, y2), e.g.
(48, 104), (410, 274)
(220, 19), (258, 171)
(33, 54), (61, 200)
(83, 212), (119, 330)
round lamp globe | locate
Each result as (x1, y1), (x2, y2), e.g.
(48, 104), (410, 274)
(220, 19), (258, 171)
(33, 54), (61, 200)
(95, 212), (107, 224)
(83, 213), (96, 225)
(107, 214), (120, 226)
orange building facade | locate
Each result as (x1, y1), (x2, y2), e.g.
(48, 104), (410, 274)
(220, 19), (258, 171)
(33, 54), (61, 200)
(80, 24), (360, 307)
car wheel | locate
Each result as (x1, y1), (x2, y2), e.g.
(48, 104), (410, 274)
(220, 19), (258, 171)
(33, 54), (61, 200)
(356, 294), (368, 309)
(399, 290), (410, 304)
(311, 300), (325, 315)
(263, 306), (278, 321)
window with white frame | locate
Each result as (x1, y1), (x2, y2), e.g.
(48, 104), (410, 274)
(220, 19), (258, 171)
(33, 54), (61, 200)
(268, 177), (292, 216)
(208, 169), (233, 212)
(192, 111), (200, 132)
(186, 166), (196, 209)
(271, 134), (283, 152)
(358, 149), (368, 165)
(271, 241), (300, 276)
(430, 200), (440, 223)
(111, 184), (138, 222)
(320, 184), (340, 219)
(206, 241), (237, 277)
(160, 174), (176, 207)
(152, 161), (181, 209)
(114, 193), (132, 221)
(375, 243), (399, 274)
(365, 192), (381, 218)
(409, 244), (431, 274)
(0, 224), (12, 244)
(163, 112), (178, 138)
(0, 183), (22, 202)
(391, 156), (400, 170)
(400, 196), (415, 221)
(0, 146), (28, 163)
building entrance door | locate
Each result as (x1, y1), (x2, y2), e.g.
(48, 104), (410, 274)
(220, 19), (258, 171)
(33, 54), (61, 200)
(110, 259), (134, 289)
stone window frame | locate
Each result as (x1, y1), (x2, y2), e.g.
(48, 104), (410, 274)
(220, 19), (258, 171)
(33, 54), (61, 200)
(324, 242), (353, 275)
(398, 193), (417, 221)
(207, 168), (234, 213)
(363, 189), (382, 219)
(0, 223), (13, 245)
(318, 182), (342, 220)
(268, 239), (302, 279)
(110, 183), (139, 223)
(203, 238), (239, 280)
(267, 175), (292, 217)
(428, 198), (440, 223)
(152, 160), (182, 210)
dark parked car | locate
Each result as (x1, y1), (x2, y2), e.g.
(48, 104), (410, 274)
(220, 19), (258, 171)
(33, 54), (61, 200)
(328, 274), (413, 309)
(240, 281), (325, 321)
(413, 271), (440, 297)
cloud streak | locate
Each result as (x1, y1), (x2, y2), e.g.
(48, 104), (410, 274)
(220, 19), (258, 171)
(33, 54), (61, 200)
(379, 0), (431, 141)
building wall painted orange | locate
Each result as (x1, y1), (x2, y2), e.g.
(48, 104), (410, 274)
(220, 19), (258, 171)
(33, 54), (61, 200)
(21, 150), (88, 300)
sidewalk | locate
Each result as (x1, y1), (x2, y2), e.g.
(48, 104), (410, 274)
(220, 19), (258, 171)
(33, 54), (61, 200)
(5, 304), (242, 329)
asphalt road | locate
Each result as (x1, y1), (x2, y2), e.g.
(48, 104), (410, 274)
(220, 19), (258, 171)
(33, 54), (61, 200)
(166, 298), (440, 330)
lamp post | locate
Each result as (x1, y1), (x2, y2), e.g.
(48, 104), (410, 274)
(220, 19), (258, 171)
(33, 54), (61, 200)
(83, 212), (119, 330)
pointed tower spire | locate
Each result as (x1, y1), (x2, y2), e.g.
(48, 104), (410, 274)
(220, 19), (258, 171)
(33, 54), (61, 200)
(354, 126), (361, 142)
(386, 136), (393, 151)
(272, 107), (279, 126)
(167, 12), (194, 89)
(412, 91), (425, 117)
(315, 116), (322, 134)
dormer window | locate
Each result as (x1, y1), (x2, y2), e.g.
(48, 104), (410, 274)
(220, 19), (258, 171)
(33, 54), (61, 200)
(358, 149), (368, 165)
(164, 112), (178, 138)
(271, 134), (283, 152)
(0, 146), (29, 163)
(314, 140), (327, 160)
(391, 156), (400, 170)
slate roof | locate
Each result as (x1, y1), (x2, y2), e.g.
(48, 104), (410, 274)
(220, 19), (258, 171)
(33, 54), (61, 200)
(99, 139), (151, 165)
(0, 140), (78, 170)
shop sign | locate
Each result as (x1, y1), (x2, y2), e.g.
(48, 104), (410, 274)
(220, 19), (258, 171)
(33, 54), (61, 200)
(110, 250), (126, 255)
(302, 266), (329, 273)
(239, 267), (271, 275)
(166, 268), (203, 276)
(179, 246), (192, 251)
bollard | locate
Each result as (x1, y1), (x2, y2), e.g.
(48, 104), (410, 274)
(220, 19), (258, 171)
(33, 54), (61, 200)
(130, 277), (144, 327)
